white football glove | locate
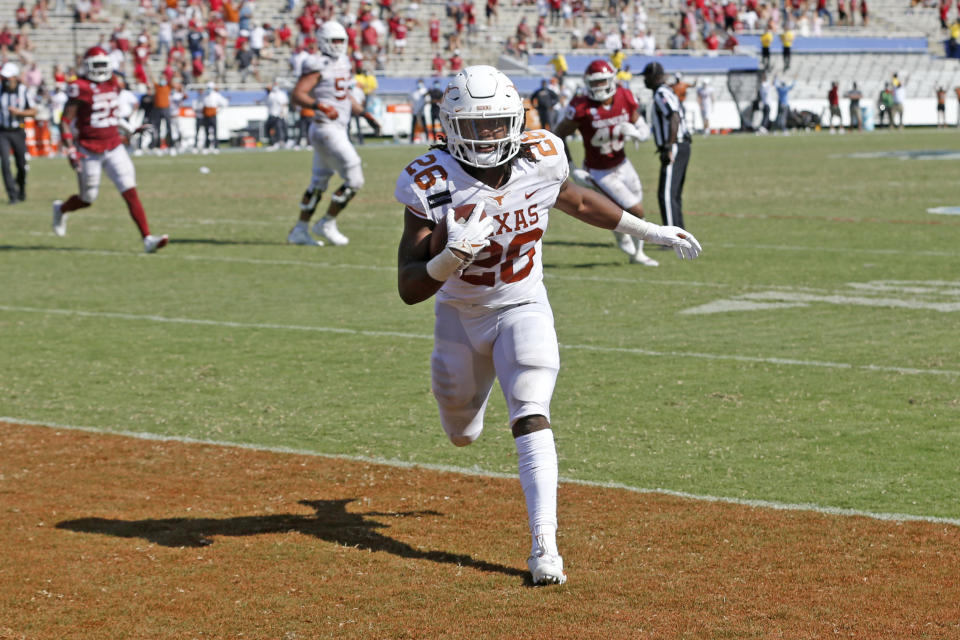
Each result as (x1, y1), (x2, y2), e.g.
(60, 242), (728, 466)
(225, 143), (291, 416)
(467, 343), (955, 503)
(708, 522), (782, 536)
(643, 225), (703, 260)
(426, 202), (495, 282)
(445, 202), (494, 264)
(568, 162), (594, 188)
(620, 119), (650, 144)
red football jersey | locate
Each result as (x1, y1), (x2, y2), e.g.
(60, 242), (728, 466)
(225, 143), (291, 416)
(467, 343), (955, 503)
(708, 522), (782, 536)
(565, 86), (638, 170)
(66, 77), (124, 154)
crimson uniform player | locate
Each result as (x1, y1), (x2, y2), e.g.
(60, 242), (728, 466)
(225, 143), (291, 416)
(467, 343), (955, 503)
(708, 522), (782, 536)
(395, 66), (702, 586)
(52, 46), (168, 253)
(553, 59), (657, 266)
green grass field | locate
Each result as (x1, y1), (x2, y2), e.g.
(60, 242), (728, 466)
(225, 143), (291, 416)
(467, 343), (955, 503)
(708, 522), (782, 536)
(2, 129), (958, 521)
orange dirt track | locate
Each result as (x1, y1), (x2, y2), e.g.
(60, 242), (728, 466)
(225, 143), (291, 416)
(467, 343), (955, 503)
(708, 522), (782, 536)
(2, 421), (959, 639)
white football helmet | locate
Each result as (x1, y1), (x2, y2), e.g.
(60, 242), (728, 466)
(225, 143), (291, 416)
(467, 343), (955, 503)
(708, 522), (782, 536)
(82, 46), (113, 83)
(318, 20), (348, 58)
(439, 65), (524, 169)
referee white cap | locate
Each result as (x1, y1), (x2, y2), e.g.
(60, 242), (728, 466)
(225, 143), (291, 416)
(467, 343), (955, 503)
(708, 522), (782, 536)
(0, 62), (20, 78)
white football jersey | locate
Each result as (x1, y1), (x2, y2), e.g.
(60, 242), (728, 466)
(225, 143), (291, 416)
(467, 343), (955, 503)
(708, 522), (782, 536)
(302, 52), (353, 126)
(395, 130), (569, 308)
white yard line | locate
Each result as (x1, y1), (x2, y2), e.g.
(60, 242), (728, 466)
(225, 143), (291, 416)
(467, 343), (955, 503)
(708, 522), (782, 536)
(1, 304), (956, 376)
(3, 416), (958, 528)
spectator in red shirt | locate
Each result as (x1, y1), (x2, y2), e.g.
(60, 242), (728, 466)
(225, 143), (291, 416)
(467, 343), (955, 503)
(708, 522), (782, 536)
(297, 9), (316, 35)
(515, 15), (531, 41)
(431, 51), (445, 75)
(548, 0), (561, 25)
(859, 0), (868, 26)
(448, 49), (463, 71)
(428, 14), (440, 51)
(722, 28), (738, 50)
(485, 0), (498, 27)
(276, 22), (292, 47)
(0, 24), (13, 52)
(361, 21), (379, 58)
(827, 81), (842, 132)
(462, 0), (476, 37)
(817, 0), (833, 26)
(15, 2), (31, 28)
(393, 20), (407, 55)
(704, 29), (719, 50)
(535, 16), (550, 47)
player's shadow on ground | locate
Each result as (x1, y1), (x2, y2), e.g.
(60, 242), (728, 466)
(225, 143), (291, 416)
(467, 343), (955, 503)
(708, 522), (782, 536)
(0, 244), (102, 253)
(56, 498), (527, 579)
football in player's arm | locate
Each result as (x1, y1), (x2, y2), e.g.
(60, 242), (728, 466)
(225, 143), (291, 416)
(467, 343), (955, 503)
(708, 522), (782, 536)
(394, 66), (701, 588)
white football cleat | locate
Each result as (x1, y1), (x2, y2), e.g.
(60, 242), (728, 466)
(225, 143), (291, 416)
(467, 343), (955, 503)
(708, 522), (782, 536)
(527, 549), (567, 586)
(313, 216), (349, 246)
(52, 200), (67, 237)
(144, 234), (169, 253)
(287, 225), (323, 246)
(630, 251), (659, 267)
(613, 231), (635, 256)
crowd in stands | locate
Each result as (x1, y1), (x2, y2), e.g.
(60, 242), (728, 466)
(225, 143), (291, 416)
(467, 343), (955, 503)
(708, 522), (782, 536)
(0, 0), (958, 158)
(3, 0), (960, 98)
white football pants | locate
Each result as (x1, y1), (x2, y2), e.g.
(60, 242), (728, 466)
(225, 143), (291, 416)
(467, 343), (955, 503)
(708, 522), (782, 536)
(307, 122), (364, 193)
(587, 159), (643, 211)
(431, 289), (560, 446)
(77, 142), (137, 203)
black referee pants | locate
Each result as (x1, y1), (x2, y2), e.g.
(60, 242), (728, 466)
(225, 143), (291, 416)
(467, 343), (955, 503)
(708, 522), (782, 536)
(657, 141), (691, 230)
(0, 128), (27, 202)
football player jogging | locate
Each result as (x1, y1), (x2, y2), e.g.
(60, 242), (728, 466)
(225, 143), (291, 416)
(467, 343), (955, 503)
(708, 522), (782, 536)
(287, 20), (367, 247)
(52, 46), (168, 253)
(553, 59), (658, 266)
(395, 66), (703, 586)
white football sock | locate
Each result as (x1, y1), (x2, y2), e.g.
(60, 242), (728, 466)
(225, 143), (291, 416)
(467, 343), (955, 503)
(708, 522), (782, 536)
(515, 429), (559, 556)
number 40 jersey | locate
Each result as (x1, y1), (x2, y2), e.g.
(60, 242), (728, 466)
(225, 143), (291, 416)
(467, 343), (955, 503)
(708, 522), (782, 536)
(66, 76), (125, 154)
(564, 86), (639, 171)
(395, 130), (569, 308)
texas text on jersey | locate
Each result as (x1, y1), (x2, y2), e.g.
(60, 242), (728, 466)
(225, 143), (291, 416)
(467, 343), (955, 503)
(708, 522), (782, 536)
(564, 86), (639, 171)
(66, 76), (124, 154)
(394, 129), (568, 308)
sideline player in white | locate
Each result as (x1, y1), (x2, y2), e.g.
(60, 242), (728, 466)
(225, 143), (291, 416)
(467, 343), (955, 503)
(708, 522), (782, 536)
(696, 79), (715, 136)
(287, 20), (365, 247)
(395, 66), (702, 586)
(553, 58), (657, 266)
(52, 46), (168, 253)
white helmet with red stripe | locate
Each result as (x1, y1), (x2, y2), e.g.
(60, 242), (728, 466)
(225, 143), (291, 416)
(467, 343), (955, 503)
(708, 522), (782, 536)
(82, 46), (113, 83)
(584, 59), (616, 102)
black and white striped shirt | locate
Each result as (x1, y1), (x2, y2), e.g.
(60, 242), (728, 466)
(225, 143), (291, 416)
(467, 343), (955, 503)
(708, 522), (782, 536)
(649, 84), (690, 149)
(0, 83), (31, 129)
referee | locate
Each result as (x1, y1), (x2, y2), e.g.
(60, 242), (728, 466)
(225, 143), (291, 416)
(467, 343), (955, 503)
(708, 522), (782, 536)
(644, 62), (691, 230)
(0, 62), (34, 204)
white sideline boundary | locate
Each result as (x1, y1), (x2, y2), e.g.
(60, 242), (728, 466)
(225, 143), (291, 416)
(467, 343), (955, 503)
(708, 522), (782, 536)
(1, 304), (957, 377)
(3, 416), (958, 528)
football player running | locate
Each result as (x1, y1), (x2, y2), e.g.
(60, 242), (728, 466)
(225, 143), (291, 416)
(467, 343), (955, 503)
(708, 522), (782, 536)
(52, 46), (168, 253)
(287, 20), (370, 247)
(395, 66), (702, 586)
(553, 59), (657, 266)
